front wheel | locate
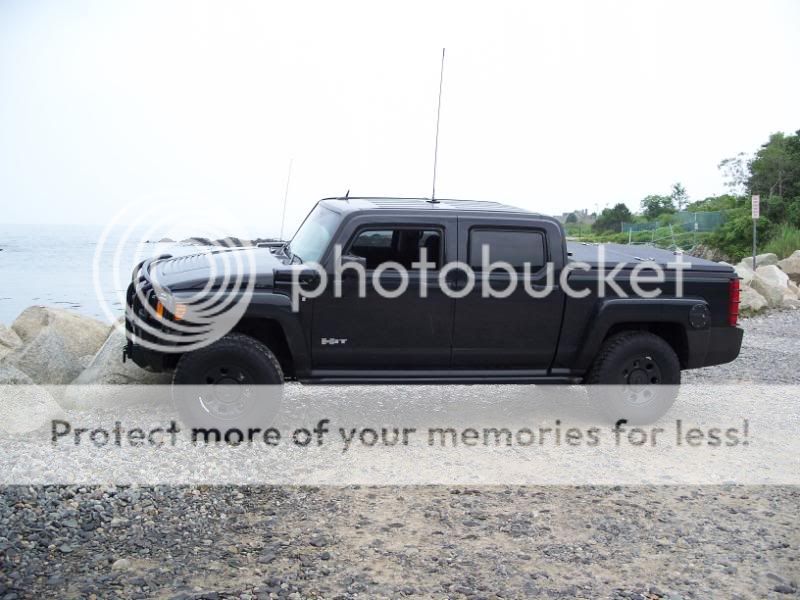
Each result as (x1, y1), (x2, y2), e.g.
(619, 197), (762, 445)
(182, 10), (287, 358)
(172, 333), (284, 434)
(585, 331), (681, 425)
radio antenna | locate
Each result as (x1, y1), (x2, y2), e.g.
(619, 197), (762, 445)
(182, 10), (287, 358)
(429, 48), (446, 204)
(279, 158), (293, 240)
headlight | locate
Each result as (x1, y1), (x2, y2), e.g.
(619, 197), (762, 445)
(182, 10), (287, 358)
(155, 291), (186, 321)
(173, 303), (188, 321)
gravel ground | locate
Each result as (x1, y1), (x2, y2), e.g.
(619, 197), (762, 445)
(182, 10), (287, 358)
(1, 311), (799, 599)
(682, 309), (800, 384)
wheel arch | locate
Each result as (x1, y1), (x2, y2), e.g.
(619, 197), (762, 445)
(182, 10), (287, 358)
(232, 292), (311, 379)
(231, 317), (295, 378)
(574, 298), (705, 372)
(601, 322), (689, 369)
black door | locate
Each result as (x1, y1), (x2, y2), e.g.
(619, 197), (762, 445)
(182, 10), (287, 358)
(311, 219), (456, 370)
(451, 217), (564, 371)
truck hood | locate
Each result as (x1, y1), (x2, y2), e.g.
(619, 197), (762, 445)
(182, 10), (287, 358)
(148, 247), (288, 291)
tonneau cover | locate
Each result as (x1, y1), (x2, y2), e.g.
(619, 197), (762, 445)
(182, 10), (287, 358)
(566, 242), (733, 273)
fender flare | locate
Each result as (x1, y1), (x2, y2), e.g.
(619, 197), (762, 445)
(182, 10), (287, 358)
(239, 292), (311, 376)
(573, 297), (710, 371)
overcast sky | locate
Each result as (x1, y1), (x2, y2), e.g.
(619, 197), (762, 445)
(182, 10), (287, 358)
(1, 0), (798, 236)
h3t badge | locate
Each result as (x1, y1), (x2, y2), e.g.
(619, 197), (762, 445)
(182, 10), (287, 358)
(320, 338), (348, 346)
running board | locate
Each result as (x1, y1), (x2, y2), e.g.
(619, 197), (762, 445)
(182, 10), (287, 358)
(304, 369), (573, 385)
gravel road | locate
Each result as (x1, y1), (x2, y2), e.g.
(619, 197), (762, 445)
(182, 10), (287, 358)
(1, 312), (799, 599)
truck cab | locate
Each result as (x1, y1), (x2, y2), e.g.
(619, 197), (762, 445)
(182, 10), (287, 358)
(288, 198), (568, 378)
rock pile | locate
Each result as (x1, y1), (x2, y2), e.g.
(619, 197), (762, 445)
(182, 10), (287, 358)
(733, 251), (800, 314)
(0, 307), (167, 434)
(5, 306), (109, 385)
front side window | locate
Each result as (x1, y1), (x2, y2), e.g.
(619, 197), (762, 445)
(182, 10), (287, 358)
(348, 228), (442, 269)
(468, 229), (546, 271)
(288, 205), (342, 263)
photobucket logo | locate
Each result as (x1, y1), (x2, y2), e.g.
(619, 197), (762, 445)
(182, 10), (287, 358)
(93, 201), (257, 353)
(290, 245), (692, 311)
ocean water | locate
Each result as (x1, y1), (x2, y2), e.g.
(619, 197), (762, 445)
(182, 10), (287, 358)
(0, 224), (191, 325)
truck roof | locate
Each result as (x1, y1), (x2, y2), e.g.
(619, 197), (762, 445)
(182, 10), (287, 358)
(319, 196), (536, 216)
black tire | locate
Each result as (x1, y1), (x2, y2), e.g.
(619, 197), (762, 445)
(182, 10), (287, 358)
(585, 331), (680, 424)
(172, 333), (284, 436)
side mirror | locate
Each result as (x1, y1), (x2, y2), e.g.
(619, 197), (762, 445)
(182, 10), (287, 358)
(342, 254), (367, 269)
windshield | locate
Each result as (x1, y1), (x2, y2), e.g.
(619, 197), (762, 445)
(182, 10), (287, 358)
(288, 204), (341, 263)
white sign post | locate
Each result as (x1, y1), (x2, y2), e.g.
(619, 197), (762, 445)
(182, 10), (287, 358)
(752, 195), (760, 269)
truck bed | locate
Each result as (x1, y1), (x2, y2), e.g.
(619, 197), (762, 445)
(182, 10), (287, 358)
(566, 242), (731, 272)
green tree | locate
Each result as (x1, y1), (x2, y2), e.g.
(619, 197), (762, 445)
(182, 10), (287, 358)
(749, 132), (799, 199)
(565, 212), (578, 224)
(687, 194), (739, 212)
(688, 129), (800, 258)
(718, 153), (749, 195)
(593, 203), (633, 233)
(640, 195), (675, 220)
(671, 182), (689, 211)
(747, 130), (800, 227)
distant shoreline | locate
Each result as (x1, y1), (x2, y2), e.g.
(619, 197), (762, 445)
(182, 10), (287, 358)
(144, 237), (280, 247)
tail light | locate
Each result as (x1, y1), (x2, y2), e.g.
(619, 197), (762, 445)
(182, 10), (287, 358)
(728, 277), (740, 326)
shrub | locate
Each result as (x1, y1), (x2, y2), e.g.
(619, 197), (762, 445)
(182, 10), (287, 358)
(706, 207), (775, 262)
(764, 224), (800, 258)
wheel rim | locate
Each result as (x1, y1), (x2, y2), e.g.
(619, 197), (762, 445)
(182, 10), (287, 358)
(621, 354), (662, 405)
(197, 364), (254, 420)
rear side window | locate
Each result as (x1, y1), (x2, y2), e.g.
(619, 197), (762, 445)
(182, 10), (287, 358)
(469, 229), (546, 271)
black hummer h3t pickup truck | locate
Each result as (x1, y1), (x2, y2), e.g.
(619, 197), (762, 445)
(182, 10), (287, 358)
(125, 197), (743, 423)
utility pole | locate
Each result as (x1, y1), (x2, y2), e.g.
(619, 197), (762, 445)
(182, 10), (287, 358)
(752, 195), (760, 268)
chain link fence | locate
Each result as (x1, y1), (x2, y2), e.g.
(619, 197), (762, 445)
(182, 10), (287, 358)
(620, 211), (725, 250)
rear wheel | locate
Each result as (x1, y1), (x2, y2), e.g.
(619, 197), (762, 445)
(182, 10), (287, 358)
(585, 331), (680, 424)
(172, 333), (284, 434)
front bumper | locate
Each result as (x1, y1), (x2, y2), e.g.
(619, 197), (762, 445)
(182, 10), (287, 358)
(124, 340), (171, 372)
(124, 255), (177, 372)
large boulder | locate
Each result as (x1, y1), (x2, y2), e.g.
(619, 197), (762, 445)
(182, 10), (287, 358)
(0, 364), (64, 435)
(62, 327), (171, 410)
(71, 328), (170, 385)
(733, 262), (755, 286)
(781, 278), (800, 308)
(756, 264), (790, 289)
(11, 306), (110, 348)
(740, 253), (779, 269)
(738, 286), (768, 315)
(746, 265), (793, 309)
(750, 275), (785, 308)
(0, 324), (22, 361)
(5, 307), (110, 384)
(777, 250), (800, 284)
(0, 363), (33, 385)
